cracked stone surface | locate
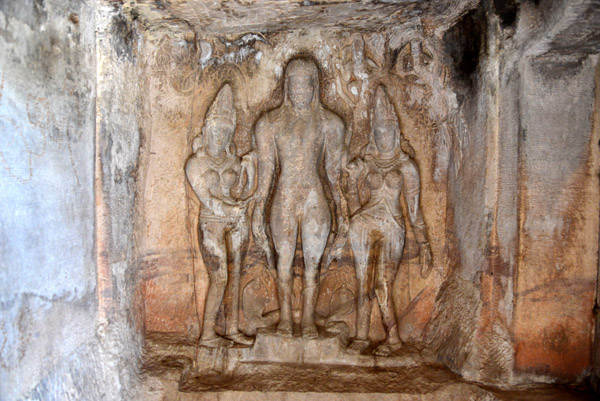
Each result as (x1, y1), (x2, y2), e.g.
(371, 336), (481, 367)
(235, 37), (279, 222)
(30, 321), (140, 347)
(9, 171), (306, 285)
(1, 0), (599, 400)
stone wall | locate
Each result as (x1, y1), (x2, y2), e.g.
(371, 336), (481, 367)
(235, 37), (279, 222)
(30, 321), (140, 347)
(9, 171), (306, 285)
(417, 0), (600, 386)
(0, 1), (143, 399)
(0, 0), (599, 399)
(0, 0), (97, 398)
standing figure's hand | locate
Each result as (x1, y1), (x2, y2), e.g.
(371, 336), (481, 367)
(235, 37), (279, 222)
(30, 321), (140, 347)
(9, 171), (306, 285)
(344, 159), (364, 187)
(325, 221), (349, 268)
(240, 152), (258, 200)
(419, 242), (433, 278)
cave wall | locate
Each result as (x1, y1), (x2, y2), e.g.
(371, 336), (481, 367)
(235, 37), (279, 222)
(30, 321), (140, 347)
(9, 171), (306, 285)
(133, 0), (600, 388)
(0, 1), (143, 399)
(0, 0), (599, 399)
(425, 0), (600, 385)
(0, 0), (98, 398)
(492, 1), (599, 383)
(513, 54), (599, 381)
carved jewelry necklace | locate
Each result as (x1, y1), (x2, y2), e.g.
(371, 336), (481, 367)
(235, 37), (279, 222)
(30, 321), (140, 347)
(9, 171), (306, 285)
(367, 150), (403, 171)
(205, 149), (227, 167)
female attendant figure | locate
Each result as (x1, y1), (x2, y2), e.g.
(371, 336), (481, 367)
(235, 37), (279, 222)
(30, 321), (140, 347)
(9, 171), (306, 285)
(346, 85), (432, 356)
(186, 84), (257, 347)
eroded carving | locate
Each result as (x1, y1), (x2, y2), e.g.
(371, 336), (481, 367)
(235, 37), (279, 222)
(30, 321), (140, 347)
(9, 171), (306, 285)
(252, 58), (350, 338)
(185, 83), (257, 347)
(153, 31), (455, 393)
(345, 85), (432, 356)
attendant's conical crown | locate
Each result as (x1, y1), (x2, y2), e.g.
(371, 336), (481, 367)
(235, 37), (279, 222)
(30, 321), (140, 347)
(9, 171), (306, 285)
(371, 85), (399, 129)
(205, 83), (236, 128)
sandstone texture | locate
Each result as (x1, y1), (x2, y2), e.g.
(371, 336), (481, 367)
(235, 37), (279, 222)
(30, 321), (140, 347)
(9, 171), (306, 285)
(0, 0), (599, 400)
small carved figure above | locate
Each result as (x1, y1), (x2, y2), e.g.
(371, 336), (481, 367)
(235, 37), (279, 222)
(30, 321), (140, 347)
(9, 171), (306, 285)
(185, 83), (257, 348)
(345, 85), (432, 357)
(251, 58), (350, 339)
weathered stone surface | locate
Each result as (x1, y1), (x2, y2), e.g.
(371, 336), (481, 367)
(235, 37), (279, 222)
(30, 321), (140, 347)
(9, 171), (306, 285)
(512, 54), (598, 382)
(424, 0), (600, 387)
(129, 0), (480, 35)
(0, 0), (96, 398)
(144, 375), (502, 401)
(2, 0), (600, 399)
(0, 1), (143, 399)
(140, 358), (598, 400)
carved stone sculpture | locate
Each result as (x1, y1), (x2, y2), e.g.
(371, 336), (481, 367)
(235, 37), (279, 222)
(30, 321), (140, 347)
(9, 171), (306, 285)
(185, 83), (257, 347)
(346, 85), (432, 356)
(252, 58), (349, 338)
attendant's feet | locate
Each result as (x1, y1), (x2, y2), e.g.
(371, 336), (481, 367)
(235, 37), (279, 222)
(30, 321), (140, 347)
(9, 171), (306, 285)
(226, 332), (255, 346)
(373, 340), (402, 357)
(276, 319), (293, 336)
(301, 321), (318, 339)
(346, 338), (370, 355)
(198, 336), (234, 348)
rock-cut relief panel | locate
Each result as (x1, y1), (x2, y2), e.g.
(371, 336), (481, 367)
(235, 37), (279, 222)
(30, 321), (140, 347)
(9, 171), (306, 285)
(185, 83), (258, 347)
(138, 27), (457, 392)
(345, 84), (432, 357)
(175, 34), (460, 372)
(251, 57), (349, 339)
(186, 55), (436, 361)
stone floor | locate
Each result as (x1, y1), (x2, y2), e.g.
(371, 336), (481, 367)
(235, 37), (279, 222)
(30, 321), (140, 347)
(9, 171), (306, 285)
(141, 370), (596, 401)
(491, 386), (595, 401)
(141, 334), (596, 400)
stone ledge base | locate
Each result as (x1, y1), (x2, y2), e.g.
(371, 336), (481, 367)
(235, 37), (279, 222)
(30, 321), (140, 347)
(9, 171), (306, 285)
(180, 332), (442, 392)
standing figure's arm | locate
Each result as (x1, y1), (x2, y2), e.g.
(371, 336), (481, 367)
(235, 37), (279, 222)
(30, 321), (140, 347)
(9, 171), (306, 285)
(400, 158), (432, 277)
(237, 150), (258, 201)
(344, 158), (367, 216)
(324, 119), (350, 264)
(251, 117), (276, 271)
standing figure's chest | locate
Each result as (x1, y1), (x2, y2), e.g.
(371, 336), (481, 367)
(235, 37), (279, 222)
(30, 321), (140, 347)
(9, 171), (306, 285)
(275, 117), (324, 161)
(365, 162), (402, 192)
(205, 156), (241, 198)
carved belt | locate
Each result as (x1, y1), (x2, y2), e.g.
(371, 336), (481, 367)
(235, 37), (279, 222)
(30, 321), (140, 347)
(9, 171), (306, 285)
(199, 214), (245, 225)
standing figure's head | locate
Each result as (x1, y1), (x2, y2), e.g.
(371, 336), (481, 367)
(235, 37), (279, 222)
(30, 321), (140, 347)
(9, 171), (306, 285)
(284, 58), (320, 110)
(201, 83), (237, 157)
(370, 85), (401, 155)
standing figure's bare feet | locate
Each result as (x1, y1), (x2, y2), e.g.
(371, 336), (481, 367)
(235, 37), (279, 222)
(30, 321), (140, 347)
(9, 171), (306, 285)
(373, 341), (402, 357)
(277, 319), (293, 336)
(346, 339), (370, 354)
(198, 336), (234, 348)
(301, 321), (318, 339)
(226, 332), (255, 346)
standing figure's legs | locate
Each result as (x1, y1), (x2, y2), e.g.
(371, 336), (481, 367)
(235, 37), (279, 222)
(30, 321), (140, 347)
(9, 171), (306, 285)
(270, 198), (299, 336)
(373, 220), (405, 356)
(198, 220), (233, 347)
(300, 193), (331, 338)
(225, 216), (254, 346)
(347, 216), (373, 354)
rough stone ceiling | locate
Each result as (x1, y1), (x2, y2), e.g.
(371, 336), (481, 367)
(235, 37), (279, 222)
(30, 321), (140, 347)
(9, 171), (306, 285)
(128, 0), (480, 35)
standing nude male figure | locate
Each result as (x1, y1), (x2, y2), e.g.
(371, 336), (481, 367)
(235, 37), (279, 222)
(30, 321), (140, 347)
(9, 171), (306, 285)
(252, 58), (349, 338)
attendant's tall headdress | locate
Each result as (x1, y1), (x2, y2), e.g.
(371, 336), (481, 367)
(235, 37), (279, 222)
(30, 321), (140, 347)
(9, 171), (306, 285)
(205, 83), (237, 129)
(371, 85), (399, 131)
(367, 85), (402, 153)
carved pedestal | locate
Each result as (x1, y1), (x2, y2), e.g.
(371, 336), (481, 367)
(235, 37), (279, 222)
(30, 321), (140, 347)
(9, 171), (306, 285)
(180, 330), (436, 392)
